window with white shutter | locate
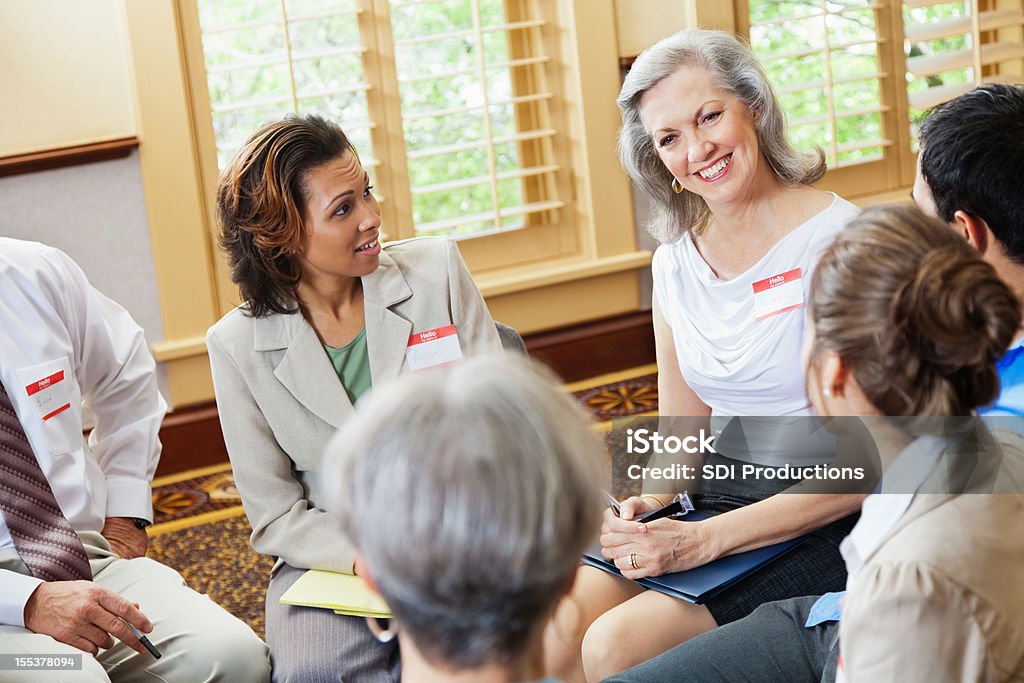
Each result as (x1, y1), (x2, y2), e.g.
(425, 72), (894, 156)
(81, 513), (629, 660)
(738, 0), (1023, 195)
(195, 0), (568, 241)
(903, 0), (1024, 134)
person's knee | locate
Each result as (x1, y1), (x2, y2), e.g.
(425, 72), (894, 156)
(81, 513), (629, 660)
(175, 617), (270, 682)
(0, 628), (109, 682)
(582, 611), (635, 681)
(271, 657), (333, 683)
(222, 624), (270, 682)
(35, 656), (110, 683)
(271, 649), (397, 683)
(32, 657), (110, 683)
(0, 653), (108, 682)
(542, 597), (586, 674)
(66, 655), (110, 682)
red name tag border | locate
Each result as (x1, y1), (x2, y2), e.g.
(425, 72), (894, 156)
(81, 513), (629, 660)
(407, 324), (458, 347)
(751, 267), (802, 294)
(752, 267), (804, 321)
(24, 370), (71, 422)
(25, 370), (65, 397)
(41, 403), (72, 421)
(755, 302), (804, 322)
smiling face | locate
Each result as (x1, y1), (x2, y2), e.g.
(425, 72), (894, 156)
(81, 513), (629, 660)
(296, 152), (382, 286)
(639, 64), (768, 209)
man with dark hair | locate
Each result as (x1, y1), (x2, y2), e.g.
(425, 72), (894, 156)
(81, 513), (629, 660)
(913, 83), (1024, 415)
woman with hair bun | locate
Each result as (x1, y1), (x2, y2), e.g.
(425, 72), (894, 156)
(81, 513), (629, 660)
(806, 204), (1020, 418)
(606, 203), (1024, 683)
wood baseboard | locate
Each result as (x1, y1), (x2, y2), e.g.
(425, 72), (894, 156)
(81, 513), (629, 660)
(155, 402), (226, 477)
(154, 310), (656, 476)
(523, 310), (655, 382)
(0, 137), (139, 178)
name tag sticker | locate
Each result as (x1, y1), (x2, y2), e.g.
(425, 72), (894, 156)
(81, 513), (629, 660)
(752, 268), (804, 321)
(405, 325), (463, 371)
(25, 370), (72, 421)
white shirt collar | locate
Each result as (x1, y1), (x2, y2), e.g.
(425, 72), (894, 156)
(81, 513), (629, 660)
(841, 434), (946, 578)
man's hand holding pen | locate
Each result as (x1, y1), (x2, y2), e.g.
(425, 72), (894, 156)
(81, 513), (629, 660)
(23, 582), (156, 657)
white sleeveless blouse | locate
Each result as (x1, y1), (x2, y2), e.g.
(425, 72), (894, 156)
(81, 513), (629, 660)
(653, 193), (858, 423)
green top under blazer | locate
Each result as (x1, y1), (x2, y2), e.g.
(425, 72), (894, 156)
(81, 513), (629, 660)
(206, 237), (503, 575)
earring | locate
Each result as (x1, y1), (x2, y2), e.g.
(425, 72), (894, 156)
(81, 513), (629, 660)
(366, 617), (397, 643)
(671, 178), (684, 194)
(823, 387), (831, 397)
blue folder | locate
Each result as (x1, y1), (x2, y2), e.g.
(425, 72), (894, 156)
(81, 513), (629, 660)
(582, 512), (805, 604)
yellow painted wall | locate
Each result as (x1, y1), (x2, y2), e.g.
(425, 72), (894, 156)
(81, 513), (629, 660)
(613, 0), (691, 58)
(0, 0), (135, 155)
(4, 0), (652, 406)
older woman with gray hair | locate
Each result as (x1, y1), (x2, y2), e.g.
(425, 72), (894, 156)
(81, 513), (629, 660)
(322, 354), (604, 683)
(545, 28), (864, 681)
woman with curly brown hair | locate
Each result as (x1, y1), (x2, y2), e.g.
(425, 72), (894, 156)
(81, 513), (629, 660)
(206, 113), (502, 682)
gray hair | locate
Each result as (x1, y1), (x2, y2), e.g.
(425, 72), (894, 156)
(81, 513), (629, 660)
(322, 355), (604, 669)
(618, 28), (826, 242)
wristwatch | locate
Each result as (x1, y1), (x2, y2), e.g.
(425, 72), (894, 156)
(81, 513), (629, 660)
(132, 517), (152, 530)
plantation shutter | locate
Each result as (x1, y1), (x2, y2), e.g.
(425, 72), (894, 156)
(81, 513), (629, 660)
(195, 0), (565, 240)
(903, 0), (1024, 115)
(745, 1), (893, 168)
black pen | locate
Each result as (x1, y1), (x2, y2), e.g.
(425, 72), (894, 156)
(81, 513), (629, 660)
(636, 499), (684, 524)
(602, 489), (622, 517)
(126, 622), (162, 659)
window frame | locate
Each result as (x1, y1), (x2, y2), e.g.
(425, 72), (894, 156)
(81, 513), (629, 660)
(178, 0), (643, 314)
(124, 0), (650, 406)
(733, 0), (916, 198)
(732, 0), (1024, 199)
(188, 0), (584, 275)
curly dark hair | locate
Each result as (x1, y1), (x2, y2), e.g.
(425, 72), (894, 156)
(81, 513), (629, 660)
(216, 114), (358, 317)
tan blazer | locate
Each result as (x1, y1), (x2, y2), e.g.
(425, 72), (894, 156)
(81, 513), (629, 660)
(840, 489), (1024, 681)
(206, 237), (502, 575)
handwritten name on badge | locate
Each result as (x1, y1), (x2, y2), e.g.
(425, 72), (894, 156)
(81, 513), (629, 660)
(25, 370), (71, 421)
(405, 325), (464, 371)
(752, 268), (804, 321)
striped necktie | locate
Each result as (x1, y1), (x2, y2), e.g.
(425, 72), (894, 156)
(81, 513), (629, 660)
(0, 379), (92, 581)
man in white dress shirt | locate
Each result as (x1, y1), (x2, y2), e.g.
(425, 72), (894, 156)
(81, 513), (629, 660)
(0, 238), (269, 682)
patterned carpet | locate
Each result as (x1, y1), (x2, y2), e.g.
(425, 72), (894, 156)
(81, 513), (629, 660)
(147, 365), (658, 638)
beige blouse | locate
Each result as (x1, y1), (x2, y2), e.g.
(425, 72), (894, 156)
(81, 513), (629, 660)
(840, 491), (1024, 680)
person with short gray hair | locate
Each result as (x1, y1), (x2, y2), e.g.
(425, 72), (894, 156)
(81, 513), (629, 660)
(545, 29), (863, 681)
(322, 354), (604, 683)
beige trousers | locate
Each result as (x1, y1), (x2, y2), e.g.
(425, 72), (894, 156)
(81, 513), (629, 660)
(0, 532), (270, 682)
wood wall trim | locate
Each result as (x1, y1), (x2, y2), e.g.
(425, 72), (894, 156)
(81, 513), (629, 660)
(524, 310), (655, 383)
(154, 310), (657, 476)
(156, 401), (227, 478)
(0, 137), (139, 178)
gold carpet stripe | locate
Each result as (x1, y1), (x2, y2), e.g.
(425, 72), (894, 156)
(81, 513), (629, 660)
(148, 506), (247, 536)
(597, 410), (659, 431)
(151, 462), (234, 488)
(563, 363), (658, 393)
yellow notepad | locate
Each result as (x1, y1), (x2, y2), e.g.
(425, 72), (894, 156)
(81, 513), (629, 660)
(280, 569), (392, 618)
